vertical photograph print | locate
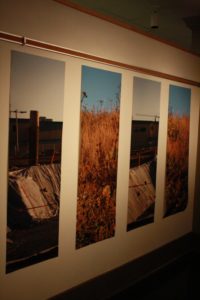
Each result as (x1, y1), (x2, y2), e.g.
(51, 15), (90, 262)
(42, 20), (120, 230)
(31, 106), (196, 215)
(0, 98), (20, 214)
(164, 85), (191, 217)
(127, 77), (161, 231)
(76, 65), (121, 249)
(6, 51), (65, 273)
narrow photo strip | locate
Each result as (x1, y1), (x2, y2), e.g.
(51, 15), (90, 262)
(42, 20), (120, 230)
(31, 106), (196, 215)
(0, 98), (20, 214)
(164, 85), (191, 217)
(6, 51), (65, 273)
(127, 77), (161, 231)
(76, 65), (121, 248)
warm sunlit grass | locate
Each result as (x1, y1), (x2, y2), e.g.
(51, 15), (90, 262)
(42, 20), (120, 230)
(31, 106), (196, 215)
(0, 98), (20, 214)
(76, 109), (120, 248)
(165, 114), (190, 215)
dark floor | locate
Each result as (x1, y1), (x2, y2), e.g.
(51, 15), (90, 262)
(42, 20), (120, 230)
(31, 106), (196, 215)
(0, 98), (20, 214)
(107, 253), (200, 300)
(51, 234), (200, 300)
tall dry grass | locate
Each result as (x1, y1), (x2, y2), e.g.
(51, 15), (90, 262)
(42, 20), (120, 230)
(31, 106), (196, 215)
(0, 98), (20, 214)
(76, 108), (120, 248)
(165, 114), (190, 215)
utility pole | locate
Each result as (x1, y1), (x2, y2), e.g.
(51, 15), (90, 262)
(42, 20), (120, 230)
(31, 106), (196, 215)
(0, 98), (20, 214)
(10, 109), (27, 153)
(29, 110), (39, 165)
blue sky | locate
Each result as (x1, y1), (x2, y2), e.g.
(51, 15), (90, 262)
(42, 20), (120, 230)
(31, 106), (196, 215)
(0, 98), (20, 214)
(132, 77), (161, 121)
(81, 65), (121, 111)
(10, 51), (65, 121)
(169, 85), (191, 116)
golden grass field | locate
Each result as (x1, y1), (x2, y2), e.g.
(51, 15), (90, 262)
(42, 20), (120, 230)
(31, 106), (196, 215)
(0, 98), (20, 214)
(76, 109), (120, 248)
(165, 114), (190, 216)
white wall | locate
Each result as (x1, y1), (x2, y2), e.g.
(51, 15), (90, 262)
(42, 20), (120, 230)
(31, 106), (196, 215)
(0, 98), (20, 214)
(0, 1), (200, 299)
(1, 0), (200, 81)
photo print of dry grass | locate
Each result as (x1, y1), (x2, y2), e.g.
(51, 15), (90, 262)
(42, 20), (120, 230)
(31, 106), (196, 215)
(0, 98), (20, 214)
(127, 77), (161, 231)
(164, 85), (191, 217)
(76, 66), (121, 249)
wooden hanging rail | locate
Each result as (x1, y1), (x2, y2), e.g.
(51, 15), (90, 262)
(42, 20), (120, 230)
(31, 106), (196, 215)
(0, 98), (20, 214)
(0, 31), (200, 87)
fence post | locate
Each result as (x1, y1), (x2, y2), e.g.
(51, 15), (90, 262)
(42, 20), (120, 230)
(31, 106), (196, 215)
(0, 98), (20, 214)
(29, 110), (39, 165)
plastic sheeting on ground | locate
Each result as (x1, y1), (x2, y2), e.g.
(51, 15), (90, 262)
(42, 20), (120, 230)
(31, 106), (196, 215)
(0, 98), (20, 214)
(9, 164), (60, 220)
(127, 162), (155, 224)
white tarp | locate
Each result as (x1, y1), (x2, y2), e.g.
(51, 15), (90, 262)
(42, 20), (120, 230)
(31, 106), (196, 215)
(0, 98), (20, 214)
(9, 164), (60, 220)
(128, 162), (155, 224)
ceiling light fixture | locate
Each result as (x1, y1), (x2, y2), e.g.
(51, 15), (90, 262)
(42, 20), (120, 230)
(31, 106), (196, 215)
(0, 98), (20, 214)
(150, 6), (159, 29)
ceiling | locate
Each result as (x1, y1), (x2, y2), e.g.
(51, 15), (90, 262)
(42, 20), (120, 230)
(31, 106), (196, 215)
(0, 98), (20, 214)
(56, 0), (200, 55)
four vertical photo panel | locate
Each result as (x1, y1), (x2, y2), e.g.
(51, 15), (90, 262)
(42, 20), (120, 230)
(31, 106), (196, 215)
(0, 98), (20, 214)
(5, 53), (193, 273)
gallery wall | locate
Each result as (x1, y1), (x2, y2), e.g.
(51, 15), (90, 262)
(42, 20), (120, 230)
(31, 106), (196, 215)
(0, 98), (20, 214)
(0, 1), (200, 299)
(1, 0), (200, 81)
